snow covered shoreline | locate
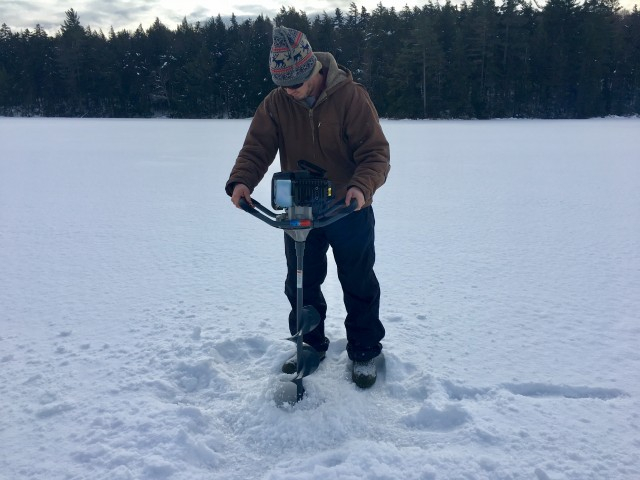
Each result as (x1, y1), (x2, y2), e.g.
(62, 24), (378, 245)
(1, 117), (639, 479)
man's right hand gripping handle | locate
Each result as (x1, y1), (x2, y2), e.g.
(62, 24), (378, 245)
(230, 183), (253, 208)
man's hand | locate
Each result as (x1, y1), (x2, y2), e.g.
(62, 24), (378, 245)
(231, 183), (253, 208)
(345, 186), (365, 211)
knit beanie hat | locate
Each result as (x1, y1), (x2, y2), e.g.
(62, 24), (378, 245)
(269, 26), (321, 87)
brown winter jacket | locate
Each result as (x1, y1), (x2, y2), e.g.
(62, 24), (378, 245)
(225, 52), (390, 207)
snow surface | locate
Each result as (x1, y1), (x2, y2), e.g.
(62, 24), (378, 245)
(1, 117), (639, 480)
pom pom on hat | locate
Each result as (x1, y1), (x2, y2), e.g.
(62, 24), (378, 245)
(269, 26), (320, 87)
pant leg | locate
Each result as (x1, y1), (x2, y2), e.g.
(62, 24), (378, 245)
(284, 230), (331, 352)
(324, 206), (385, 361)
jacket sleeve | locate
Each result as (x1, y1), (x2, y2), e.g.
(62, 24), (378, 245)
(225, 96), (280, 196)
(343, 84), (390, 202)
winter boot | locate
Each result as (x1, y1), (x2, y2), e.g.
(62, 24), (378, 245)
(352, 359), (377, 388)
(281, 351), (326, 374)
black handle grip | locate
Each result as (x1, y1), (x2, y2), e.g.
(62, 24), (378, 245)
(313, 199), (358, 228)
(239, 198), (287, 228)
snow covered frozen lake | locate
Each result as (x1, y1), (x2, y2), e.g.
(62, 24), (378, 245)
(1, 116), (639, 479)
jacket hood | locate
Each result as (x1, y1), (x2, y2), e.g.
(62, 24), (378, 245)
(315, 52), (350, 92)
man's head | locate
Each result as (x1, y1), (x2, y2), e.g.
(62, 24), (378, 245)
(269, 26), (322, 88)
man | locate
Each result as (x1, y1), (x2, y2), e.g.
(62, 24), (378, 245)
(225, 26), (390, 388)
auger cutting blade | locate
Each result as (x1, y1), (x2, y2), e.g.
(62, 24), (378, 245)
(299, 305), (321, 334)
(295, 344), (321, 378)
(274, 378), (305, 407)
(285, 305), (321, 342)
(285, 332), (301, 343)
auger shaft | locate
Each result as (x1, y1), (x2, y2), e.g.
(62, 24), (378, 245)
(294, 239), (306, 401)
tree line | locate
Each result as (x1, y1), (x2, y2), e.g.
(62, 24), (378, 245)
(1, 1), (639, 119)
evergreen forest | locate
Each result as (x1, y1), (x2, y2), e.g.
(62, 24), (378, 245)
(1, 1), (639, 119)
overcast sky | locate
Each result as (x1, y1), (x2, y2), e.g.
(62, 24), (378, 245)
(1, 1), (433, 33)
(2, 0), (638, 34)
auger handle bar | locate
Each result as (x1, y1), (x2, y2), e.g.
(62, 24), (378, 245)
(238, 197), (358, 230)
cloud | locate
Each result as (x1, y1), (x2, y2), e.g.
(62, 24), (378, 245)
(74, 0), (156, 31)
(1, 0), (187, 33)
(0, 0), (374, 33)
(0, 0), (330, 34)
(2, 0), (61, 33)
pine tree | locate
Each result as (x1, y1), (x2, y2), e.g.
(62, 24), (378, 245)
(56, 9), (87, 113)
(460, 0), (500, 118)
(310, 12), (338, 53)
(534, 0), (582, 117)
(0, 24), (17, 112)
(575, 0), (621, 116)
(361, 4), (402, 117)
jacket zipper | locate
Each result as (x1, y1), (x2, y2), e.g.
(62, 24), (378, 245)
(308, 93), (328, 163)
(308, 109), (315, 153)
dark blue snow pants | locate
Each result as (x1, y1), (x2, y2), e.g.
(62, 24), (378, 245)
(284, 206), (385, 362)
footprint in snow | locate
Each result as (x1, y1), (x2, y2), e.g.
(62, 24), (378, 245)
(442, 380), (626, 401)
(401, 404), (471, 431)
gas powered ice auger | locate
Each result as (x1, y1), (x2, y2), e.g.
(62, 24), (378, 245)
(238, 160), (357, 406)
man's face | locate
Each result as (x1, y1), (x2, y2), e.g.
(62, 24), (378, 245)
(284, 77), (313, 100)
